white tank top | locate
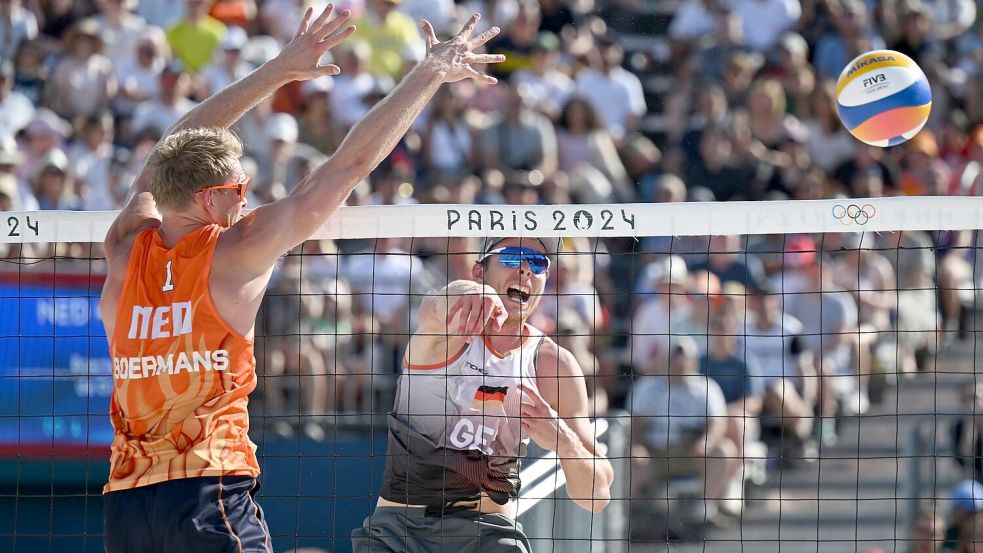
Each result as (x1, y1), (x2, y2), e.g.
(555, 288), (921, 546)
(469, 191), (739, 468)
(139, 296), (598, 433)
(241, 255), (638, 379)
(394, 325), (546, 458)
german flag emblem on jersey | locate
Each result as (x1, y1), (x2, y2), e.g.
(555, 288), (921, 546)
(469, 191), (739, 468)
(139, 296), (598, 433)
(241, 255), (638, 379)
(472, 385), (508, 411)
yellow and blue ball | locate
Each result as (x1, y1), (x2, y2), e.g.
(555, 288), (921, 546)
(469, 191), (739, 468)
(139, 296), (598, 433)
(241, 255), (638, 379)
(835, 49), (932, 147)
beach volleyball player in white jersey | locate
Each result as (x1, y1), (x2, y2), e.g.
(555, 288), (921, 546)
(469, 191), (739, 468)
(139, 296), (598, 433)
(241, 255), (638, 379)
(352, 237), (614, 552)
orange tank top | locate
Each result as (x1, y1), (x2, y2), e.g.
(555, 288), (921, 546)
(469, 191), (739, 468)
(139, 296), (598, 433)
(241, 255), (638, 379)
(104, 224), (259, 493)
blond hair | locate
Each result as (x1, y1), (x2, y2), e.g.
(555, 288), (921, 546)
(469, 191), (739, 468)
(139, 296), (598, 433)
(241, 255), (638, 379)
(145, 127), (243, 211)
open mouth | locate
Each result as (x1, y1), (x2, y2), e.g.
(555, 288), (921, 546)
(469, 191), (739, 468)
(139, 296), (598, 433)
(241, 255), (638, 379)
(506, 285), (531, 303)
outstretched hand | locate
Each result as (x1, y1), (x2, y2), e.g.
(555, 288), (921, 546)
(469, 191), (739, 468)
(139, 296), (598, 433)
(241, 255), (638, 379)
(445, 289), (508, 343)
(420, 14), (506, 85)
(273, 4), (357, 81)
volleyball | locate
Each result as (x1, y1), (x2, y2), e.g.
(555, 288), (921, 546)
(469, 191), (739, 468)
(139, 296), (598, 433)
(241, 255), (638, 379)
(834, 49), (932, 147)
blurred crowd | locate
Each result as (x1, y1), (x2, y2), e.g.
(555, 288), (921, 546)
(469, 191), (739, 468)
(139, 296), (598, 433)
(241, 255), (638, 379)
(3, 0), (983, 541)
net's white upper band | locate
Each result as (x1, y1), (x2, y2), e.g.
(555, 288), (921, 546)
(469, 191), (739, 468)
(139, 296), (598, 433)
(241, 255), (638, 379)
(3, 196), (983, 244)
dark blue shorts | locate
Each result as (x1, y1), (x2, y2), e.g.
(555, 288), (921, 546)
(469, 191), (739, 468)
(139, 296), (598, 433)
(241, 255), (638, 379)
(103, 475), (272, 553)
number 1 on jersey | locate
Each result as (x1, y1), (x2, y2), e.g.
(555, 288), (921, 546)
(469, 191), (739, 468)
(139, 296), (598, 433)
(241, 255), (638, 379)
(163, 260), (174, 292)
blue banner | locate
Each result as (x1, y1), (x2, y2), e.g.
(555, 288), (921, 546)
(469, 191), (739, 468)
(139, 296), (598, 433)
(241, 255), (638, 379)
(0, 275), (114, 455)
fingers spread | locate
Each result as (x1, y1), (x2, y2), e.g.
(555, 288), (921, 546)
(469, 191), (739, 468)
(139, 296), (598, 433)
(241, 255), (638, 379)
(294, 6), (314, 38)
(319, 8), (351, 39)
(421, 19), (439, 50)
(458, 13), (480, 40)
(319, 64), (341, 76)
(468, 26), (500, 50)
(465, 53), (506, 65)
(311, 3), (335, 35)
(321, 24), (356, 49)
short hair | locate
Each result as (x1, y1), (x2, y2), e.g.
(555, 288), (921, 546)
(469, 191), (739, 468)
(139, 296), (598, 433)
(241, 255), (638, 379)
(145, 127), (243, 211)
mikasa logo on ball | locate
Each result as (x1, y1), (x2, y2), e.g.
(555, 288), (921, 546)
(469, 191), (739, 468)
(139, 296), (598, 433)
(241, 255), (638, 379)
(846, 55), (895, 78)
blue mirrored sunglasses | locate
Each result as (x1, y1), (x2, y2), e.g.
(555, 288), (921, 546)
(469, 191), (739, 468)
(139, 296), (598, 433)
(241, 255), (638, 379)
(483, 246), (551, 274)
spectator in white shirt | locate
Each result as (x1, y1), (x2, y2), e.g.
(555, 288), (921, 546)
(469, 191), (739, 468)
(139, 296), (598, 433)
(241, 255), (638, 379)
(0, 0), (37, 61)
(46, 19), (118, 121)
(331, 43), (376, 129)
(730, 0), (801, 53)
(130, 62), (197, 138)
(510, 31), (574, 120)
(629, 335), (737, 523)
(745, 284), (817, 442)
(68, 112), (129, 210)
(113, 30), (167, 118)
(198, 26), (253, 98)
(92, 0), (148, 68)
(574, 36), (647, 142)
(0, 60), (34, 139)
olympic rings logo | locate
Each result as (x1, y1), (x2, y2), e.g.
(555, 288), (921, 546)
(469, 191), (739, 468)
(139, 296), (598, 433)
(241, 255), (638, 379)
(832, 203), (876, 226)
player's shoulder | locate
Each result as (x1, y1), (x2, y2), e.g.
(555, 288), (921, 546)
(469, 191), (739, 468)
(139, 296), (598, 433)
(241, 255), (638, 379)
(533, 333), (581, 378)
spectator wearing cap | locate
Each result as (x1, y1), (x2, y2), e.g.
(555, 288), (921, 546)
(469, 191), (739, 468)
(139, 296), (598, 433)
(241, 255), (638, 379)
(485, 0), (541, 79)
(478, 80), (557, 178)
(945, 480), (983, 551)
(113, 29), (168, 118)
(555, 96), (632, 203)
(92, 0), (148, 68)
(350, 0), (425, 80)
(256, 112), (327, 200)
(33, 149), (78, 210)
(47, 19), (118, 121)
(16, 108), (71, 184)
(421, 85), (474, 178)
(574, 36), (646, 142)
(631, 255), (693, 373)
(198, 26), (253, 98)
(510, 31), (574, 120)
(0, 0), (37, 61)
(628, 334), (738, 524)
(130, 61), (197, 138)
(166, 0), (228, 74)
(0, 59), (34, 139)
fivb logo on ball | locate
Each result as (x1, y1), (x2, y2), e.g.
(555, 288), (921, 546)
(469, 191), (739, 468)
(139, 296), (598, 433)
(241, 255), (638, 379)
(835, 49), (932, 147)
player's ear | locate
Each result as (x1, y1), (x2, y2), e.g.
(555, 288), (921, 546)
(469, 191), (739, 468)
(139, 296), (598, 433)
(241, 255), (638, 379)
(472, 261), (485, 281)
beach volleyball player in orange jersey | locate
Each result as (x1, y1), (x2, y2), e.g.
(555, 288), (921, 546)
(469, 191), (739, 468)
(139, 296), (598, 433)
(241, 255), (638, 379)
(98, 5), (505, 551)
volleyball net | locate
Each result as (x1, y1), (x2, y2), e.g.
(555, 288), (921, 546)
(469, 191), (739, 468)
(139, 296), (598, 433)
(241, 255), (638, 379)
(1, 197), (982, 553)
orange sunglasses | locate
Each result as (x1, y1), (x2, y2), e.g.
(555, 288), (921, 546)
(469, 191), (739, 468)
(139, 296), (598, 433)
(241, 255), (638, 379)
(196, 176), (250, 199)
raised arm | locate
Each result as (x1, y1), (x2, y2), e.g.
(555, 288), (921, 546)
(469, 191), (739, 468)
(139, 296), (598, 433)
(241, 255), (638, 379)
(404, 279), (508, 367)
(104, 5), (355, 256)
(220, 14), (505, 274)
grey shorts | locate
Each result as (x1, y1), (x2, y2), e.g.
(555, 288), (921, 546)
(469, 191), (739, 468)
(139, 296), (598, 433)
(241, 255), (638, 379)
(351, 506), (533, 553)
